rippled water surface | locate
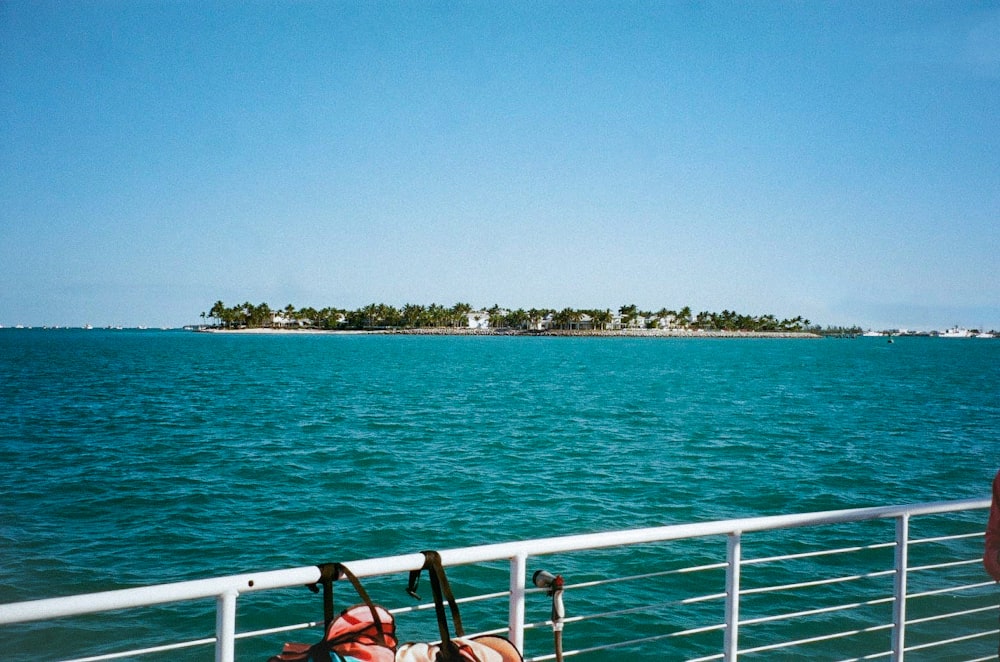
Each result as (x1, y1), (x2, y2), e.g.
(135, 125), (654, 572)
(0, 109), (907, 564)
(1, 330), (997, 659)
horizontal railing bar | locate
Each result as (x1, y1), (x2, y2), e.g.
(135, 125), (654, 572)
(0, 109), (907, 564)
(388, 600), (440, 616)
(686, 654), (725, 662)
(527, 613), (716, 647)
(910, 531), (982, 545)
(737, 620), (893, 655)
(235, 620), (318, 639)
(3, 497), (986, 626)
(682, 591), (728, 604)
(61, 635), (215, 662)
(742, 541), (895, 566)
(523, 614), (586, 629)
(739, 595), (894, 626)
(390, 594), (518, 643)
(831, 650), (892, 661)
(678, 562), (730, 573)
(524, 593), (724, 627)
(740, 568), (893, 596)
(902, 628), (999, 652)
(907, 580), (997, 600)
(0, 564), (328, 625)
(905, 604), (998, 626)
(552, 562), (726, 593)
(536, 607), (647, 626)
(674, 623), (729, 636)
(534, 623), (728, 661)
(907, 558), (981, 572)
(446, 589), (511, 605)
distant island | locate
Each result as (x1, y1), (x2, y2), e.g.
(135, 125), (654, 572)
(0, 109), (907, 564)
(199, 301), (822, 337)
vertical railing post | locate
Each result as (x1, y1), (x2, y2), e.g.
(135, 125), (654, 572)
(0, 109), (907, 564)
(724, 531), (742, 662)
(215, 590), (238, 662)
(892, 514), (909, 662)
(508, 551), (528, 654)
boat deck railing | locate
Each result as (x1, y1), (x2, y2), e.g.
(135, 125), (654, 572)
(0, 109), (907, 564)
(1, 498), (995, 661)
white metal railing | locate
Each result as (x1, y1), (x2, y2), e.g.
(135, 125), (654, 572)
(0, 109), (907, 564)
(1, 498), (994, 661)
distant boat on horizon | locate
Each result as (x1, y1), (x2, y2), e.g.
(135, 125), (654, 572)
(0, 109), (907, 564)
(939, 326), (973, 338)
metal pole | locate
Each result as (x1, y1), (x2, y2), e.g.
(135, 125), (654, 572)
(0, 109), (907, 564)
(215, 590), (238, 662)
(508, 552), (528, 653)
(550, 576), (565, 662)
(892, 514), (909, 662)
(724, 531), (742, 662)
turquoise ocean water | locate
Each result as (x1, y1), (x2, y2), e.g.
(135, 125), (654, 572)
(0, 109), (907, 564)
(1, 330), (998, 660)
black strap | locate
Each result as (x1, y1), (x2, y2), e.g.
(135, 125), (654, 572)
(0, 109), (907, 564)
(428, 551), (465, 638)
(335, 562), (389, 644)
(309, 562), (389, 645)
(312, 563), (339, 628)
(408, 551), (468, 660)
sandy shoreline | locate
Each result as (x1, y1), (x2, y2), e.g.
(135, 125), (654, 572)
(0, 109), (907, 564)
(197, 327), (820, 338)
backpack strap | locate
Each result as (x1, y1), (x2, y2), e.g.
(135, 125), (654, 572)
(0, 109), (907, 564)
(334, 562), (390, 645)
(310, 562), (390, 646)
(311, 563), (339, 629)
(426, 551), (465, 638)
(407, 551), (468, 659)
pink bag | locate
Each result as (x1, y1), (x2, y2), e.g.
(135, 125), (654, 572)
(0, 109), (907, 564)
(269, 563), (397, 662)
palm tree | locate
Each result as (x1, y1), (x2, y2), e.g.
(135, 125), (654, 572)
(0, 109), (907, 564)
(426, 303), (448, 327)
(344, 307), (365, 329)
(229, 304), (243, 328)
(401, 303), (426, 328)
(253, 302), (272, 328)
(450, 302), (473, 328)
(239, 302), (255, 327)
(485, 304), (504, 329)
(592, 309), (612, 330)
(298, 306), (319, 328)
(209, 300), (226, 327)
(315, 307), (342, 329)
(360, 303), (380, 328)
(381, 304), (401, 328)
(507, 308), (529, 330)
(619, 304), (639, 328)
(280, 304), (296, 327)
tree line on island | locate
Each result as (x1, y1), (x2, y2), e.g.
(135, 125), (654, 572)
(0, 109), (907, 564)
(203, 301), (820, 333)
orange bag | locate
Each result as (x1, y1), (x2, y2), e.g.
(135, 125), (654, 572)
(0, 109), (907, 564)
(269, 563), (397, 662)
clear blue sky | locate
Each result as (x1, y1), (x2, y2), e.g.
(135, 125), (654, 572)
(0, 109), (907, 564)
(2, 1), (998, 330)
